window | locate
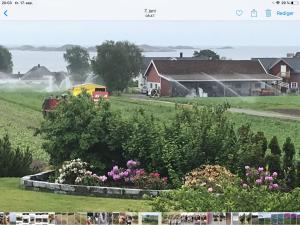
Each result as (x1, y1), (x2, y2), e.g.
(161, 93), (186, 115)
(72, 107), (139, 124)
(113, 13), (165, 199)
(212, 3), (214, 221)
(281, 65), (287, 73)
(150, 83), (153, 88)
(155, 83), (158, 89)
(291, 82), (298, 89)
(255, 83), (261, 88)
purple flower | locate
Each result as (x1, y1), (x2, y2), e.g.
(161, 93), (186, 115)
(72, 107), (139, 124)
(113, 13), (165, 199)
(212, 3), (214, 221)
(273, 183), (279, 189)
(127, 160), (137, 169)
(265, 176), (273, 181)
(123, 171), (129, 177)
(256, 179), (262, 185)
(113, 175), (120, 181)
(258, 167), (264, 172)
(112, 166), (119, 173)
(269, 184), (274, 190)
(272, 172), (278, 178)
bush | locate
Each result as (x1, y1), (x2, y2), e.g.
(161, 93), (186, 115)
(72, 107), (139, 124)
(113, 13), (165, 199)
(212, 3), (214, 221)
(39, 94), (129, 172)
(133, 172), (168, 190)
(56, 159), (108, 186)
(242, 166), (279, 191)
(0, 134), (32, 177)
(183, 165), (236, 192)
(150, 185), (300, 212)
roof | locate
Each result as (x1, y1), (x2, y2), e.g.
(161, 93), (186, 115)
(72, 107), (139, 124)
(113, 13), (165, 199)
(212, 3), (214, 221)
(147, 60), (281, 82)
(141, 56), (208, 75)
(254, 58), (300, 73)
(22, 65), (53, 80)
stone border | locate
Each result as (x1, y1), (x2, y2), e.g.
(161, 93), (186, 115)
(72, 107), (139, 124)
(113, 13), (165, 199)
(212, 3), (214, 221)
(20, 171), (169, 199)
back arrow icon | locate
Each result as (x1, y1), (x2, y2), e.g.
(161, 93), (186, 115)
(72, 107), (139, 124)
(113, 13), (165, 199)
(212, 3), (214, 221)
(4, 10), (8, 16)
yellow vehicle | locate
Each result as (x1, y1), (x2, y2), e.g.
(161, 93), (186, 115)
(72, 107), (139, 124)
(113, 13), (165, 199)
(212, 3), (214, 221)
(69, 83), (109, 101)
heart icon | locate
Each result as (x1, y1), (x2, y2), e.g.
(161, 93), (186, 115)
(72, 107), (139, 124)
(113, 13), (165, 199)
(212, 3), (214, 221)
(236, 10), (243, 16)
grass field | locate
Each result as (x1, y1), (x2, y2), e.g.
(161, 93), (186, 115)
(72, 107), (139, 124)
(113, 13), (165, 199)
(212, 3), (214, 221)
(160, 95), (300, 111)
(0, 178), (150, 211)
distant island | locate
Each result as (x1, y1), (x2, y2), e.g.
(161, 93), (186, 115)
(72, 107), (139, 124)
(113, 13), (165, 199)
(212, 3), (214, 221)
(8, 44), (198, 53)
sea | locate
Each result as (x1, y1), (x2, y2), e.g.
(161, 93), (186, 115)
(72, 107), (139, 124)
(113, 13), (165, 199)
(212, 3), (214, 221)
(11, 46), (300, 74)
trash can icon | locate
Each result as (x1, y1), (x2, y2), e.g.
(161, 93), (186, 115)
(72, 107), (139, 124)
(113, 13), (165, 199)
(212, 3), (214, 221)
(265, 9), (272, 17)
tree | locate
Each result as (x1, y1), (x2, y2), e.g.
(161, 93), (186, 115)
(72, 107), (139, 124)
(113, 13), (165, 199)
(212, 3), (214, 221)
(268, 136), (281, 156)
(63, 46), (91, 82)
(282, 137), (296, 189)
(193, 49), (220, 60)
(92, 40), (142, 92)
(0, 134), (32, 177)
(265, 151), (282, 175)
(0, 46), (13, 73)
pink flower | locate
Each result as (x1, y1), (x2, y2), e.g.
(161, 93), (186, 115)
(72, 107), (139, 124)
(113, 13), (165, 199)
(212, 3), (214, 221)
(258, 167), (264, 172)
(265, 176), (273, 181)
(113, 175), (120, 181)
(208, 187), (213, 193)
(273, 183), (279, 189)
(272, 172), (278, 177)
(256, 179), (262, 185)
(269, 184), (274, 190)
(162, 177), (168, 182)
(246, 173), (250, 177)
(99, 175), (107, 182)
(127, 160), (138, 169)
(150, 172), (160, 178)
(136, 169), (145, 176)
(112, 166), (119, 172)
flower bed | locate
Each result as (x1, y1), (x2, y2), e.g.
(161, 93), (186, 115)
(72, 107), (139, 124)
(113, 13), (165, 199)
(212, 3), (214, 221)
(20, 171), (169, 199)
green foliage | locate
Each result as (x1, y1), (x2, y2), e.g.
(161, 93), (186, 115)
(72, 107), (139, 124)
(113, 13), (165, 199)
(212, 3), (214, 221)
(283, 137), (297, 189)
(269, 136), (282, 156)
(150, 185), (300, 212)
(123, 109), (165, 174)
(63, 46), (91, 82)
(235, 125), (266, 175)
(265, 151), (282, 174)
(296, 161), (300, 187)
(193, 49), (220, 60)
(92, 40), (142, 92)
(0, 46), (13, 73)
(39, 93), (128, 172)
(133, 172), (168, 190)
(0, 134), (32, 177)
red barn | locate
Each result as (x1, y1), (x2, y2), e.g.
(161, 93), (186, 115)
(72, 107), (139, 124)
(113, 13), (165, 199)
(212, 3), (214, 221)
(144, 59), (281, 97)
(254, 58), (300, 93)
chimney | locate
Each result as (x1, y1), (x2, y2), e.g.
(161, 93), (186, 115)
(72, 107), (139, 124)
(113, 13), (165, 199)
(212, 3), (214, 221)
(180, 52), (183, 58)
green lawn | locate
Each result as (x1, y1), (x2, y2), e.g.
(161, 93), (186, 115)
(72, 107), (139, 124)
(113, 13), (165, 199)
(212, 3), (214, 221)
(160, 95), (300, 111)
(0, 178), (150, 211)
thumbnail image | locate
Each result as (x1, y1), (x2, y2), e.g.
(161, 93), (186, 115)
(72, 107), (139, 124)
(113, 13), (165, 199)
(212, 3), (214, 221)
(86, 212), (113, 225)
(140, 213), (161, 225)
(112, 213), (138, 225)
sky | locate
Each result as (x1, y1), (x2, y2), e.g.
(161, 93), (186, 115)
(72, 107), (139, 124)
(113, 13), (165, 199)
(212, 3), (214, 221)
(1, 21), (300, 47)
